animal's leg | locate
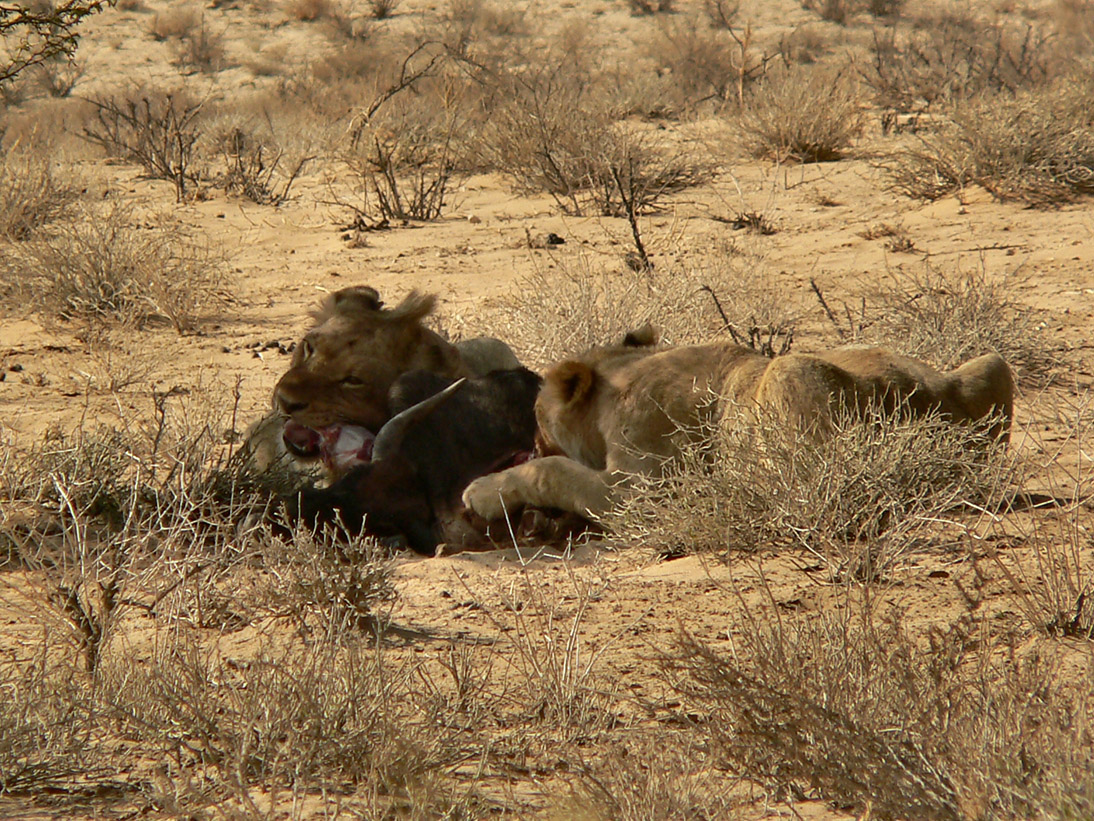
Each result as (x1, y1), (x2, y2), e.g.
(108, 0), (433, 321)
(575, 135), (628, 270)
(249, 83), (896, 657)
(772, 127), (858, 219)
(462, 456), (618, 521)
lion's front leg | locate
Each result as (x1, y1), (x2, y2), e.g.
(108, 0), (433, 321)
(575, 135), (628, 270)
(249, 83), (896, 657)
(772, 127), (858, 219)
(462, 456), (617, 522)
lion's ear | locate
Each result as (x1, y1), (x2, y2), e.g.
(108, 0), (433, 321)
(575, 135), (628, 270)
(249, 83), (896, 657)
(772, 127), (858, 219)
(314, 286), (384, 322)
(623, 323), (658, 347)
(551, 361), (596, 405)
(389, 290), (437, 323)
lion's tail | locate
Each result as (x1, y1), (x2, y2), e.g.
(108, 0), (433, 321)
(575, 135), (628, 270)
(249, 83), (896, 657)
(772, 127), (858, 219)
(950, 353), (1015, 442)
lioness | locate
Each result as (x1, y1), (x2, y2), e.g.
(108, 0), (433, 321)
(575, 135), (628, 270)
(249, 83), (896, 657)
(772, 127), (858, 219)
(246, 286), (521, 478)
(462, 336), (1014, 522)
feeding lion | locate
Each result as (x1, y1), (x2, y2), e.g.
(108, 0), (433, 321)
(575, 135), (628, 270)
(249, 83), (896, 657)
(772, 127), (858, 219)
(461, 332), (1014, 523)
(246, 286), (522, 480)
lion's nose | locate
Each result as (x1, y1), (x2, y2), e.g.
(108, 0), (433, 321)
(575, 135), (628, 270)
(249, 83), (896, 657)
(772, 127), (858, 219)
(277, 391), (308, 416)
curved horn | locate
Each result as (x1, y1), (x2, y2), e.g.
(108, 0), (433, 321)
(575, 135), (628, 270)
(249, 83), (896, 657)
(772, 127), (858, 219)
(372, 378), (467, 461)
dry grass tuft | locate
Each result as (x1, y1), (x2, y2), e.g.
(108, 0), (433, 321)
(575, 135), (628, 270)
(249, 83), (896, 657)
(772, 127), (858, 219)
(0, 149), (81, 242)
(738, 65), (865, 162)
(2, 202), (232, 333)
(887, 80), (1094, 206)
(608, 403), (1017, 579)
(448, 253), (798, 370)
(857, 260), (1058, 385)
(671, 590), (1094, 819)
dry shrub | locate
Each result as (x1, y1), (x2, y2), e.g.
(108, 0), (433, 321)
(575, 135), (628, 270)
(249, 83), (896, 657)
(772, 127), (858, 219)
(608, 403), (1016, 580)
(0, 148), (81, 242)
(81, 89), (205, 202)
(887, 80), (1094, 206)
(988, 392), (1094, 638)
(703, 0), (738, 29)
(213, 122), (313, 206)
(482, 566), (620, 732)
(866, 12), (1060, 129)
(558, 735), (736, 819)
(802, 0), (856, 25)
(254, 532), (396, 637)
(148, 5), (200, 41)
(648, 15), (772, 111)
(368, 0), (400, 19)
(173, 15), (228, 74)
(738, 65), (865, 162)
(778, 23), (830, 65)
(99, 642), (467, 804)
(671, 594), (1094, 819)
(455, 253), (798, 370)
(858, 261), (1058, 385)
(337, 84), (467, 223)
(477, 68), (615, 215)
(283, 0), (333, 21)
(0, 650), (113, 794)
(2, 202), (231, 333)
(481, 70), (709, 217)
(626, 0), (675, 15)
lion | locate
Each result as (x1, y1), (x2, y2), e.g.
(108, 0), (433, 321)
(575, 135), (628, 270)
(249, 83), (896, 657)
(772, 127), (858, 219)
(461, 333), (1015, 523)
(245, 286), (521, 479)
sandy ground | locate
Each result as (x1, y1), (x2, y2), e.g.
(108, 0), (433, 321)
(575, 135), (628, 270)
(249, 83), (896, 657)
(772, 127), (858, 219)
(1, 0), (1093, 818)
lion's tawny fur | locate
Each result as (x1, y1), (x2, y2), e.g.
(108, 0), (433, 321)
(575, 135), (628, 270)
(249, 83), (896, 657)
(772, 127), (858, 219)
(462, 340), (1014, 522)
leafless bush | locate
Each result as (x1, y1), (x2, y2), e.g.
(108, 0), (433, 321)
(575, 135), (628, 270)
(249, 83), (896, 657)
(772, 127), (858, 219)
(988, 393), (1094, 638)
(368, 0), (400, 18)
(438, 0), (526, 56)
(29, 57), (83, 97)
(100, 642), (471, 813)
(671, 594), (1094, 818)
(865, 0), (903, 16)
(649, 16), (774, 110)
(148, 5), (199, 40)
(337, 86), (466, 223)
(857, 260), (1058, 384)
(283, 0), (333, 21)
(81, 90), (205, 201)
(256, 532), (396, 638)
(589, 130), (711, 219)
(866, 14), (1058, 129)
(802, 0), (856, 25)
(217, 125), (312, 206)
(0, 650), (112, 794)
(478, 68), (615, 215)
(0, 149), (81, 241)
(608, 403), (1016, 579)
(738, 65), (865, 162)
(703, 0), (738, 29)
(561, 736), (736, 819)
(2, 202), (232, 333)
(778, 24), (830, 65)
(0, 0), (111, 87)
(173, 15), (228, 74)
(481, 71), (707, 217)
(626, 0), (675, 14)
(887, 81), (1094, 206)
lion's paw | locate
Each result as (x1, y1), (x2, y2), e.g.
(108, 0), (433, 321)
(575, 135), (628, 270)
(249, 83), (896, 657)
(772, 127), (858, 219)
(462, 474), (520, 522)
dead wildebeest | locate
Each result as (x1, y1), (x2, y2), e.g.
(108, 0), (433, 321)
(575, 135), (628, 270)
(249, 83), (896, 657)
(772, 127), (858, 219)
(285, 367), (542, 555)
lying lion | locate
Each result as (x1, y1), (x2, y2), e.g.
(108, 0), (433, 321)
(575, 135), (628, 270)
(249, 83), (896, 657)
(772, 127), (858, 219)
(462, 333), (1014, 523)
(245, 286), (521, 481)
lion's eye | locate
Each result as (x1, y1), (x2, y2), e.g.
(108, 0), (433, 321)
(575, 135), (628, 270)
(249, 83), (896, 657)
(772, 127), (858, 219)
(300, 339), (313, 360)
(341, 376), (365, 388)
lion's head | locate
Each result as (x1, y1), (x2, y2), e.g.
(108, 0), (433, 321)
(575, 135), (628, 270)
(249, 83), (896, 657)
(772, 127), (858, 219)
(272, 286), (468, 466)
(534, 326), (661, 469)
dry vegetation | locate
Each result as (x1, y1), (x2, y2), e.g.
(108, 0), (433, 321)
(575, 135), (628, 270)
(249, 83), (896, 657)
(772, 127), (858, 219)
(1, 0), (1093, 818)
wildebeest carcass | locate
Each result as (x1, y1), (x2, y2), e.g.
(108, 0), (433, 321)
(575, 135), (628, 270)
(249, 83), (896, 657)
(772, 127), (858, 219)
(285, 367), (542, 555)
